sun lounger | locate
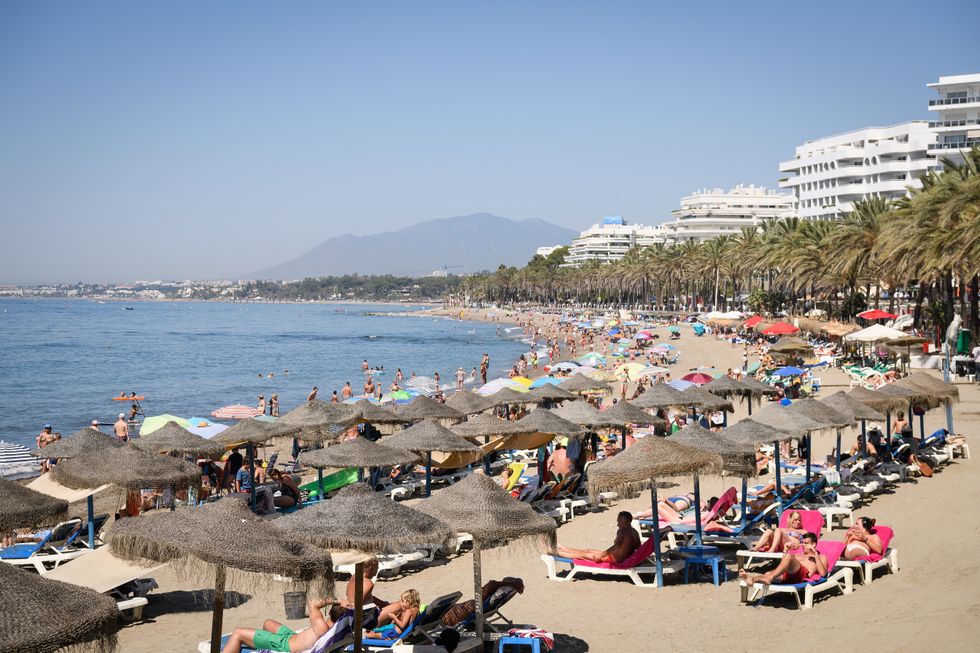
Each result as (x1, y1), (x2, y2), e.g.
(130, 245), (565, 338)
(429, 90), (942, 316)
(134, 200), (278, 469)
(641, 487), (739, 545)
(736, 510), (825, 570)
(411, 591), (462, 643)
(43, 546), (164, 620)
(1, 518), (90, 573)
(356, 605), (428, 649)
(202, 608), (354, 653)
(739, 540), (853, 609)
(834, 526), (898, 585)
(451, 585), (521, 634)
(541, 530), (680, 587)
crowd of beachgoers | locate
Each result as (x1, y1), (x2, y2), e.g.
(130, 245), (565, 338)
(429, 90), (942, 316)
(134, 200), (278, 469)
(2, 304), (976, 653)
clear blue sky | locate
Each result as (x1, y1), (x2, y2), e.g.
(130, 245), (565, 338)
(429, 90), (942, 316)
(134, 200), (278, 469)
(2, 0), (978, 283)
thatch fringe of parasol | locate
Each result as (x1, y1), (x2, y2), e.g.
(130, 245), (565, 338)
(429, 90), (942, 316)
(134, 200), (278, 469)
(670, 425), (758, 478)
(32, 428), (122, 459)
(52, 445), (202, 491)
(820, 391), (885, 422)
(0, 477), (69, 532)
(133, 421), (225, 457)
(896, 372), (959, 402)
(0, 563), (120, 653)
(847, 386), (910, 414)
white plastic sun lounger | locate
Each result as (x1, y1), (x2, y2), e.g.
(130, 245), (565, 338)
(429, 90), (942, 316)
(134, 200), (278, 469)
(739, 541), (853, 609)
(43, 546), (164, 620)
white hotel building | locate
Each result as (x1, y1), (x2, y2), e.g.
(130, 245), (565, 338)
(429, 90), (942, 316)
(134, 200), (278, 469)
(662, 184), (794, 242)
(562, 216), (669, 267)
(927, 73), (980, 165)
(778, 122), (936, 221)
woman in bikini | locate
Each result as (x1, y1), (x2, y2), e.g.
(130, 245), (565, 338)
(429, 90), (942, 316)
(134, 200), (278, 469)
(752, 510), (807, 552)
(631, 493), (697, 520)
(842, 517), (882, 561)
(740, 532), (827, 586)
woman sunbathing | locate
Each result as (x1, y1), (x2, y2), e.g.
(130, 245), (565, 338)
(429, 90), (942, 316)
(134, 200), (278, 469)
(631, 493), (700, 520)
(364, 589), (420, 640)
(221, 600), (346, 653)
(740, 532), (827, 586)
(842, 517), (882, 561)
(752, 510), (807, 552)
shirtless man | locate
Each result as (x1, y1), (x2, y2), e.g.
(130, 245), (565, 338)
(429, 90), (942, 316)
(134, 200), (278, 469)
(114, 413), (129, 442)
(36, 424), (58, 472)
(307, 386), (319, 401)
(363, 377), (375, 397)
(221, 599), (346, 653)
(740, 532), (827, 586)
(556, 511), (640, 563)
(341, 382), (353, 400)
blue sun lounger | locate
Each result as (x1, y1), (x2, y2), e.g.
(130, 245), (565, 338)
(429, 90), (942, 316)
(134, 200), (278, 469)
(1, 518), (87, 572)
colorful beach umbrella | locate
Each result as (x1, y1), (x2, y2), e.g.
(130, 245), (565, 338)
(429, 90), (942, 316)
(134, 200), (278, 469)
(772, 366), (805, 377)
(577, 352), (605, 366)
(530, 376), (562, 388)
(211, 404), (263, 420)
(666, 326), (680, 333)
(761, 322), (799, 335)
(512, 376), (533, 387)
(743, 315), (763, 328)
(667, 379), (695, 391)
(140, 414), (191, 435)
(858, 309), (897, 320)
(614, 363), (647, 379)
(477, 378), (522, 395)
(681, 372), (715, 385)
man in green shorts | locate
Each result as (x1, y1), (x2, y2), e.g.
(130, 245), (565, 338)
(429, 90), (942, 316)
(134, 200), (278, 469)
(222, 599), (347, 653)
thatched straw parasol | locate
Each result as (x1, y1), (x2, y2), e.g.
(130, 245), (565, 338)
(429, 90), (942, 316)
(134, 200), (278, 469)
(383, 419), (481, 496)
(52, 445), (202, 492)
(787, 399), (854, 430)
(820, 392), (885, 422)
(417, 473), (557, 641)
(278, 400), (363, 443)
(723, 418), (794, 447)
(681, 386), (734, 412)
(631, 383), (689, 409)
(586, 435), (723, 579)
(451, 414), (537, 440)
(353, 400), (412, 426)
(601, 400), (665, 428)
(750, 404), (823, 438)
(704, 375), (752, 398)
(671, 424), (758, 531)
(847, 386), (910, 414)
(897, 372), (959, 402)
(516, 409), (584, 438)
(875, 383), (939, 409)
(33, 428), (122, 459)
(445, 391), (493, 415)
(0, 476), (68, 532)
(0, 562), (120, 653)
(107, 498), (333, 653)
(277, 483), (453, 652)
(396, 395), (464, 423)
(551, 401), (623, 429)
(671, 425), (757, 478)
(768, 337), (814, 356)
(484, 386), (544, 408)
(558, 374), (612, 395)
(527, 383), (578, 404)
(298, 436), (419, 470)
(133, 421), (225, 458)
(739, 376), (781, 396)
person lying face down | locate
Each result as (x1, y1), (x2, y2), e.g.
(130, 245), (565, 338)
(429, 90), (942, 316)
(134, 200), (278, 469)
(221, 600), (346, 653)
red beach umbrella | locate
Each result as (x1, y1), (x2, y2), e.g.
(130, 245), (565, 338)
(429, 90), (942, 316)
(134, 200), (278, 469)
(211, 404), (263, 420)
(761, 322), (799, 335)
(743, 315), (763, 328)
(857, 309), (897, 320)
(681, 372), (715, 385)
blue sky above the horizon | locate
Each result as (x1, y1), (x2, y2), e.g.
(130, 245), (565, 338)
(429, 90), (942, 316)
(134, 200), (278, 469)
(1, 1), (978, 283)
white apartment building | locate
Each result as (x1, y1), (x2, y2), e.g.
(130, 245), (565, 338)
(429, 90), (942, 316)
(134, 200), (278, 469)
(663, 184), (794, 242)
(927, 73), (980, 164)
(535, 245), (564, 257)
(562, 216), (669, 267)
(778, 122), (936, 221)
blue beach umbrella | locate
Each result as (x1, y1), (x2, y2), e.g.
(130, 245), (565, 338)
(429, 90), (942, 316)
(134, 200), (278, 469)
(530, 376), (562, 388)
(773, 366), (805, 377)
(667, 379), (695, 391)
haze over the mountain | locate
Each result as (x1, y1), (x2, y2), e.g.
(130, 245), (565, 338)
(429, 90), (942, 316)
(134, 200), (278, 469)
(249, 213), (577, 279)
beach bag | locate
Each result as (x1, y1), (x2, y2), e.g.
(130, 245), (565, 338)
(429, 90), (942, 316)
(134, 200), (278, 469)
(917, 460), (934, 477)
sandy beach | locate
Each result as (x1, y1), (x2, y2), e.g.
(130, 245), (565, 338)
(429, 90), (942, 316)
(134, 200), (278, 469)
(101, 318), (980, 653)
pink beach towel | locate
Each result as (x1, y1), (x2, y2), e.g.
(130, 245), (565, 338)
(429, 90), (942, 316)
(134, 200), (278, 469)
(854, 526), (893, 563)
(507, 629), (555, 650)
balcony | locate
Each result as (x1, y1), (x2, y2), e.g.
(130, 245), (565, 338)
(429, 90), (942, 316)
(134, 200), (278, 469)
(928, 118), (980, 129)
(928, 138), (980, 151)
(929, 96), (980, 107)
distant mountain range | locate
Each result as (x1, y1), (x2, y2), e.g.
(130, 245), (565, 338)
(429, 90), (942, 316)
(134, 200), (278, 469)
(249, 213), (578, 279)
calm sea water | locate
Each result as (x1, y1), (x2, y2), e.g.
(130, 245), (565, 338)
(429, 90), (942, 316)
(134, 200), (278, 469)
(0, 300), (527, 448)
